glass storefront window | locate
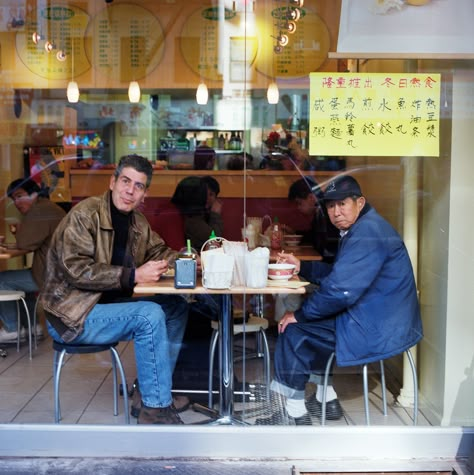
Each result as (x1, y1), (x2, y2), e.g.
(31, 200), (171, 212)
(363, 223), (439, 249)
(0, 0), (473, 461)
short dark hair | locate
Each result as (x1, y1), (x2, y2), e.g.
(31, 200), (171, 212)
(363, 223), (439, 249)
(288, 177), (322, 201)
(114, 155), (153, 188)
(7, 178), (41, 198)
(171, 176), (208, 216)
(201, 176), (220, 196)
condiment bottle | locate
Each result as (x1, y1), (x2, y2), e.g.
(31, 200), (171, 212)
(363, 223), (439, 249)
(270, 216), (282, 251)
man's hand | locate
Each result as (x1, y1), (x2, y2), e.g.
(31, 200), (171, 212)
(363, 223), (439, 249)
(135, 260), (169, 283)
(276, 251), (301, 274)
(278, 311), (297, 333)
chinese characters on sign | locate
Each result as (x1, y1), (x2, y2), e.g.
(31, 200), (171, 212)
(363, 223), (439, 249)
(309, 73), (441, 157)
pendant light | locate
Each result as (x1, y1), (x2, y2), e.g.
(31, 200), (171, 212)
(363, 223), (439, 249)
(67, 45), (79, 103)
(196, 82), (209, 105)
(67, 81), (80, 103)
(267, 81), (279, 104)
(128, 81), (141, 103)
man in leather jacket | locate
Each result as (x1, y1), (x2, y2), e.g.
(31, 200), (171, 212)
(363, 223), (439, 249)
(40, 154), (189, 424)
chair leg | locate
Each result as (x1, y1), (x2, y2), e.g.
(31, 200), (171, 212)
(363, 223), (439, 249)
(110, 346), (130, 424)
(33, 298), (39, 350)
(362, 364), (370, 425)
(321, 352), (336, 426)
(19, 298), (32, 360)
(258, 328), (271, 402)
(208, 330), (218, 408)
(379, 360), (388, 416)
(53, 349), (67, 423)
(405, 348), (418, 425)
(16, 301), (21, 354)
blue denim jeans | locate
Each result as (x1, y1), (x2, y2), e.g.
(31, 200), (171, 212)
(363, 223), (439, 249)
(0, 269), (38, 332)
(47, 294), (189, 409)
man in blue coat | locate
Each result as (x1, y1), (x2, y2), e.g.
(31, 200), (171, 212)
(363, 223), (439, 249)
(257, 175), (423, 425)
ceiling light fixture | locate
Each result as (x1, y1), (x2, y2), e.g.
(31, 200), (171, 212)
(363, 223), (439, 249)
(128, 81), (141, 103)
(267, 82), (279, 104)
(196, 82), (209, 105)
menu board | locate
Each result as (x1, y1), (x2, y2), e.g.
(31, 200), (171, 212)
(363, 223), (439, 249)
(87, 3), (164, 81)
(179, 6), (257, 82)
(309, 72), (441, 157)
(254, 5), (330, 79)
(15, 5), (90, 80)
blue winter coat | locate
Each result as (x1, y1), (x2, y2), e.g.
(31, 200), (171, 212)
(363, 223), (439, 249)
(295, 204), (423, 367)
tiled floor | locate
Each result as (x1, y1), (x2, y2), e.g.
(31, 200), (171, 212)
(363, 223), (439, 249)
(0, 327), (430, 427)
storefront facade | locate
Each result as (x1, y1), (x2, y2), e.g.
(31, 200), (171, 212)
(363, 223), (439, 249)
(0, 0), (473, 467)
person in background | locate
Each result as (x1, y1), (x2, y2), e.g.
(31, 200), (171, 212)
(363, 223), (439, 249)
(0, 179), (66, 343)
(288, 176), (339, 265)
(171, 176), (223, 251)
(257, 175), (423, 425)
(39, 155), (189, 425)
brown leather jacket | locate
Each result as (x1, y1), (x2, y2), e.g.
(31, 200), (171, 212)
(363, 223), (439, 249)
(40, 191), (178, 342)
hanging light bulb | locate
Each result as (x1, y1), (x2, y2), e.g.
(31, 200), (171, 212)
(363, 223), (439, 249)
(128, 81), (141, 103)
(277, 33), (289, 46)
(44, 40), (56, 52)
(32, 31), (42, 44)
(267, 82), (279, 104)
(196, 82), (208, 105)
(282, 20), (297, 34)
(67, 81), (80, 103)
(274, 44), (284, 54)
(56, 50), (67, 61)
(287, 7), (301, 21)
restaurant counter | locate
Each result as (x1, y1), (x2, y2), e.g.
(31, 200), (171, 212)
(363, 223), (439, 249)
(70, 169), (338, 199)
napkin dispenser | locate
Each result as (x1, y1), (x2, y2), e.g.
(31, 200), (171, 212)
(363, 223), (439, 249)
(174, 241), (197, 289)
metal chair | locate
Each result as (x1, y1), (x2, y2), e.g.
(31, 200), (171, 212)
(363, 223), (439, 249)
(52, 340), (130, 424)
(0, 290), (33, 359)
(208, 315), (271, 408)
(321, 348), (418, 425)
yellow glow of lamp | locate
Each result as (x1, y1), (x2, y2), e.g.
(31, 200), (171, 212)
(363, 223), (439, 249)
(128, 81), (141, 103)
(196, 82), (209, 105)
(267, 82), (279, 104)
(67, 81), (80, 103)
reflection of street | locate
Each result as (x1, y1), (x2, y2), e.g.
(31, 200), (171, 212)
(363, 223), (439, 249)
(25, 146), (72, 203)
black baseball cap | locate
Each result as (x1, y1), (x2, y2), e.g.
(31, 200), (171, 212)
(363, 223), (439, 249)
(323, 175), (362, 202)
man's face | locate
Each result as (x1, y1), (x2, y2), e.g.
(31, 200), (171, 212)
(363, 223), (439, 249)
(109, 167), (148, 213)
(294, 193), (316, 216)
(326, 196), (366, 231)
(10, 188), (36, 215)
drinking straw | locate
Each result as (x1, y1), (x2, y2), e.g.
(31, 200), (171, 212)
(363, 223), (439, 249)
(187, 239), (192, 255)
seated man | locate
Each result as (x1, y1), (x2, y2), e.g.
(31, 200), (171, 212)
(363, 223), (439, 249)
(257, 175), (423, 425)
(0, 179), (66, 343)
(40, 154), (189, 425)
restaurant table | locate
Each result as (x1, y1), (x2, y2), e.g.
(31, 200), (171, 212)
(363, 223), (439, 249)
(270, 245), (322, 262)
(134, 277), (307, 425)
(0, 248), (29, 260)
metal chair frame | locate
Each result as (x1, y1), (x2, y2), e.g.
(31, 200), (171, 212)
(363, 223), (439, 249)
(52, 341), (130, 424)
(321, 348), (418, 425)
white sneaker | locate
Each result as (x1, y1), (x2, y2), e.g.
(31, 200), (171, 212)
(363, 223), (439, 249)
(0, 327), (26, 343)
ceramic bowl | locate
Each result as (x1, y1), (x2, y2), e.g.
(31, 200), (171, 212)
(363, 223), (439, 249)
(268, 263), (296, 280)
(284, 234), (303, 247)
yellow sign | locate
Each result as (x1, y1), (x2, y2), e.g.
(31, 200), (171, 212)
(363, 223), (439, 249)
(309, 73), (441, 157)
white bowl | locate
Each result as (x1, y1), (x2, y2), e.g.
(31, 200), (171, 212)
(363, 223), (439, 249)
(268, 263), (296, 280)
(284, 234), (303, 247)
